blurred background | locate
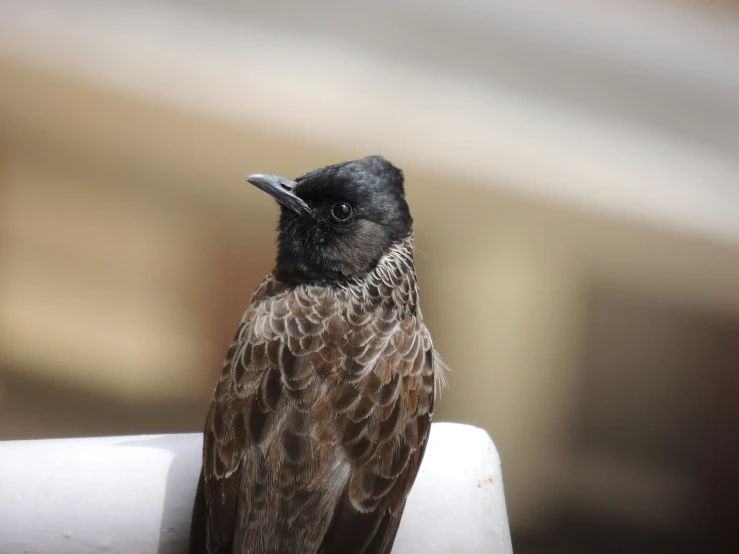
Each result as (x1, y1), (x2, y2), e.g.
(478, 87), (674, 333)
(1, 0), (738, 552)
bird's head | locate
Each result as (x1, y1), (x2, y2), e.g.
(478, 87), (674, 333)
(246, 155), (413, 285)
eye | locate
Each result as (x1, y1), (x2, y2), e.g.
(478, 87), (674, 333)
(330, 202), (353, 221)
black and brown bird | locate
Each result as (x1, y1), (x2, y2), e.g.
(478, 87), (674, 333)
(188, 155), (445, 554)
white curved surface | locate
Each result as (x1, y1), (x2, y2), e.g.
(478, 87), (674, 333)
(0, 422), (512, 554)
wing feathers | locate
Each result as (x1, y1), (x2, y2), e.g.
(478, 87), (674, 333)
(190, 267), (436, 554)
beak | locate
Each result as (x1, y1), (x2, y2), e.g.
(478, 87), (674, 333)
(245, 173), (313, 217)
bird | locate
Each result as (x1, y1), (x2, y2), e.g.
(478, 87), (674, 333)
(188, 155), (445, 554)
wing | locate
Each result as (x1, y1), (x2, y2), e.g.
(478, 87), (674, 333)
(187, 365), (244, 554)
(191, 276), (350, 554)
(315, 299), (438, 554)
(190, 275), (438, 554)
(189, 276), (284, 554)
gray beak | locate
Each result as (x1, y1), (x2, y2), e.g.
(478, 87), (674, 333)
(245, 173), (313, 217)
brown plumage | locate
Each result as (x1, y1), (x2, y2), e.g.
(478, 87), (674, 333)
(189, 156), (444, 554)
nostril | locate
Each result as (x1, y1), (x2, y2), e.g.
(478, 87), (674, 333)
(280, 181), (293, 192)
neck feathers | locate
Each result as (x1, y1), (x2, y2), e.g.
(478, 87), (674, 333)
(257, 236), (419, 316)
(339, 236), (419, 317)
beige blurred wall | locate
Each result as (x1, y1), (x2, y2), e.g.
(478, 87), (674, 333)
(2, 56), (739, 534)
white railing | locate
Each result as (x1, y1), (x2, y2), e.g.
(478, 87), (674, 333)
(0, 422), (512, 554)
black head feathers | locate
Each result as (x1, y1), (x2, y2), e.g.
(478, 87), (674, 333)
(247, 156), (413, 285)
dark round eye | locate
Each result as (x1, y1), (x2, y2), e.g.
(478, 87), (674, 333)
(331, 202), (352, 221)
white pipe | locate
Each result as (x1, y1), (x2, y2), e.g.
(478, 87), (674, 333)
(0, 422), (512, 554)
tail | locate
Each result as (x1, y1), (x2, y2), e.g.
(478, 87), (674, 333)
(188, 468), (208, 554)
